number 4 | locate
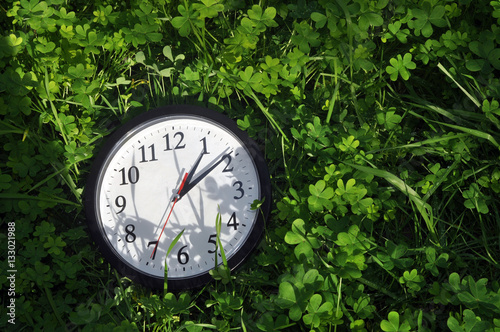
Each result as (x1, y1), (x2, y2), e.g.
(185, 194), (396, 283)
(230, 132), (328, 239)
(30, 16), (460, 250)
(227, 212), (239, 230)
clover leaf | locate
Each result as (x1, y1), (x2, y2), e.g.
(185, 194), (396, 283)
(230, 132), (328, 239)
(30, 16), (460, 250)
(67, 63), (93, 79)
(399, 269), (425, 293)
(482, 99), (500, 116)
(285, 219), (321, 261)
(377, 108), (402, 130)
(303, 294), (333, 328)
(171, 4), (201, 37)
(0, 34), (23, 58)
(44, 236), (67, 255)
(425, 247), (449, 276)
(447, 309), (491, 332)
(311, 12), (327, 29)
(358, 12), (383, 31)
(277, 266), (325, 322)
(0, 173), (12, 191)
(256, 313), (290, 331)
(308, 180), (334, 212)
(467, 31), (500, 71)
(247, 5), (278, 33)
(381, 311), (411, 332)
(276, 281), (296, 309)
(335, 178), (357, 197)
(292, 21), (320, 53)
(237, 66), (263, 94)
(462, 183), (489, 214)
(22, 261), (54, 287)
(193, 0), (224, 19)
(384, 21), (410, 43)
(408, 4), (447, 37)
(34, 221), (56, 240)
(163, 292), (193, 315)
(386, 53), (416, 81)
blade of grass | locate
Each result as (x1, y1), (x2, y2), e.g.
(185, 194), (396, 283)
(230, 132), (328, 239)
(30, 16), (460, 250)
(215, 209), (228, 268)
(100, 95), (120, 117)
(43, 285), (67, 330)
(44, 67), (69, 146)
(405, 96), (474, 127)
(0, 192), (81, 206)
(0, 119), (25, 135)
(164, 228), (186, 294)
(437, 62), (481, 108)
(367, 133), (469, 154)
(422, 158), (461, 203)
(345, 162), (438, 244)
(247, 90), (289, 142)
(326, 80), (340, 124)
(409, 110), (500, 149)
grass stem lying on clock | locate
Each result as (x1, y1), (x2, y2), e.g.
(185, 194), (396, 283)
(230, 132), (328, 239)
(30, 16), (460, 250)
(164, 228), (185, 295)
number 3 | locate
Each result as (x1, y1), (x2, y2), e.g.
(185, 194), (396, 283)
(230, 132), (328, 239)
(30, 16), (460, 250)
(233, 181), (244, 199)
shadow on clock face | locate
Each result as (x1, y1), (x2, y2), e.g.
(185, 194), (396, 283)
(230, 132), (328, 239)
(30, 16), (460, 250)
(100, 145), (259, 280)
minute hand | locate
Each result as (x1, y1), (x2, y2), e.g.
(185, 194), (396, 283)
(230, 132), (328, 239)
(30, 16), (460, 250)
(178, 152), (231, 199)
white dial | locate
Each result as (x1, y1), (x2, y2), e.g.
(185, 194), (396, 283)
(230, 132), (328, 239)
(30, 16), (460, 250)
(85, 106), (270, 290)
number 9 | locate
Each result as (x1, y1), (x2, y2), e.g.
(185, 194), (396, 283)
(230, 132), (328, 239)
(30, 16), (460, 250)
(115, 195), (126, 214)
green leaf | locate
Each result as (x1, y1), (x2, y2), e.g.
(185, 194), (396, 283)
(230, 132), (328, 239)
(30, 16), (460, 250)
(311, 12), (327, 29)
(462, 183), (489, 214)
(67, 63), (93, 79)
(0, 173), (12, 191)
(35, 40), (56, 54)
(247, 5), (278, 33)
(193, 0), (224, 19)
(399, 269), (425, 292)
(284, 219), (305, 245)
(335, 178), (356, 196)
(0, 34), (23, 58)
(303, 294), (333, 328)
(386, 53), (416, 81)
(377, 108), (402, 130)
(276, 281), (296, 308)
(308, 180), (334, 212)
(409, 4), (447, 37)
(345, 162), (437, 243)
(447, 309), (491, 332)
(171, 4), (200, 37)
(285, 219), (321, 260)
(358, 12), (383, 30)
(381, 311), (411, 332)
(44, 236), (66, 255)
(237, 66), (263, 94)
(291, 21), (321, 53)
(182, 66), (200, 81)
(384, 21), (410, 43)
(338, 135), (360, 151)
(164, 228), (185, 293)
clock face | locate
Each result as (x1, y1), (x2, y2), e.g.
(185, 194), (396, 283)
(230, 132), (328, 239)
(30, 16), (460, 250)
(84, 105), (271, 290)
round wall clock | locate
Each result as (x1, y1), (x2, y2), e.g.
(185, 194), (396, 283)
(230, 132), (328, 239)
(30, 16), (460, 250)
(84, 105), (271, 290)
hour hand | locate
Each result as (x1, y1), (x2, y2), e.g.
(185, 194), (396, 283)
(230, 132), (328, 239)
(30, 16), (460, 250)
(178, 151), (232, 199)
(173, 150), (205, 201)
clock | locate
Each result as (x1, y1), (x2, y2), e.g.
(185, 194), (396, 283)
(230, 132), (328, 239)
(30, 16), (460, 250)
(84, 105), (271, 290)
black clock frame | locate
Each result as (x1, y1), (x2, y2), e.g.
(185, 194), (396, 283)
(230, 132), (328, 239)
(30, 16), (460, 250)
(84, 105), (271, 290)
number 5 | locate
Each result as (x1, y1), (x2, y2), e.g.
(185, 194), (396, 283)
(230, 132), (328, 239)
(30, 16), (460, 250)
(207, 234), (217, 254)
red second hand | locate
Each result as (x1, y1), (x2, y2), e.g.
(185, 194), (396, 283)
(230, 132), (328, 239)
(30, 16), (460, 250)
(151, 172), (189, 259)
